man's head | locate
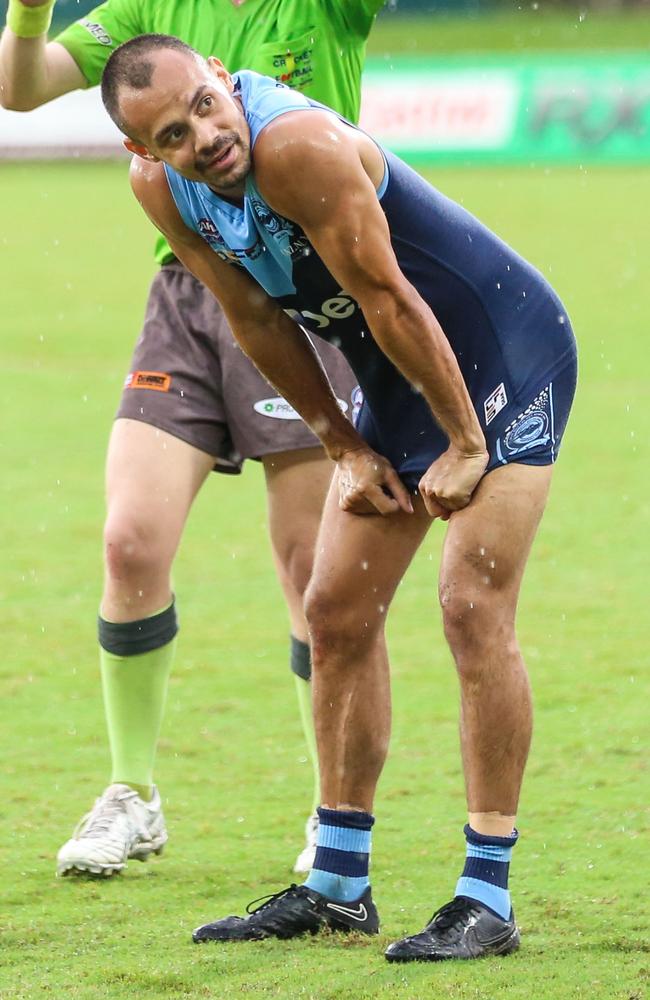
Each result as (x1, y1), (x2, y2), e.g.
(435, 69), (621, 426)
(101, 34), (251, 193)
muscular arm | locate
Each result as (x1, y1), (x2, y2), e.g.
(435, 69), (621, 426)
(255, 112), (488, 512)
(0, 1), (85, 110)
(129, 157), (411, 515)
(130, 160), (359, 459)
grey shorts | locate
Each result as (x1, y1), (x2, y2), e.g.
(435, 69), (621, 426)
(117, 262), (358, 473)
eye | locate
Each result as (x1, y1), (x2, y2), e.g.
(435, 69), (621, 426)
(200, 94), (213, 110)
(170, 126), (185, 142)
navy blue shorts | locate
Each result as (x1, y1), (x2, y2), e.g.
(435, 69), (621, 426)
(355, 346), (578, 493)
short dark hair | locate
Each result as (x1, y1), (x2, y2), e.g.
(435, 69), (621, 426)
(101, 33), (200, 136)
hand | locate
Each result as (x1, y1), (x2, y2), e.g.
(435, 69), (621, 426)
(337, 447), (414, 516)
(418, 444), (488, 519)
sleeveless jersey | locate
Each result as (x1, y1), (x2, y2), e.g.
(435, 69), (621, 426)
(164, 72), (577, 481)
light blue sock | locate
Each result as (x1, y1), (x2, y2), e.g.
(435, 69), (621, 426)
(455, 824), (518, 920)
(304, 807), (373, 903)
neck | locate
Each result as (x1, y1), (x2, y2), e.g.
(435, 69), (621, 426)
(209, 186), (245, 206)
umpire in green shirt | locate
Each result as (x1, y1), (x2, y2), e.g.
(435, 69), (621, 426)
(0, 0), (384, 878)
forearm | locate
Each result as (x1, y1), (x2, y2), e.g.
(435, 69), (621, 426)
(368, 288), (486, 455)
(1, 0), (51, 109)
(231, 313), (364, 460)
(0, 1), (82, 110)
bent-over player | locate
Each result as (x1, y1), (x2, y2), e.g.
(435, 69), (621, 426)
(103, 36), (577, 961)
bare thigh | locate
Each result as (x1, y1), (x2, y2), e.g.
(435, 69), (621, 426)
(103, 418), (217, 619)
(306, 473), (433, 639)
(439, 463), (553, 640)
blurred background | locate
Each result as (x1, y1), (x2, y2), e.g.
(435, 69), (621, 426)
(1, 0), (650, 160)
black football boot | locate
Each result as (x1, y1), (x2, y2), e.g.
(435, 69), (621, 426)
(193, 883), (379, 942)
(385, 896), (519, 962)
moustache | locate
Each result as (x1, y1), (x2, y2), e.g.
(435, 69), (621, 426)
(195, 133), (239, 171)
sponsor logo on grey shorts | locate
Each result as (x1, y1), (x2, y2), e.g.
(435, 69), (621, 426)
(254, 397), (349, 420)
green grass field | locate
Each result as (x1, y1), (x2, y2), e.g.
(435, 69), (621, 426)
(1, 157), (648, 999)
(369, 7), (650, 54)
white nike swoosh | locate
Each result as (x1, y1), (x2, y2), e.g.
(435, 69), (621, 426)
(325, 902), (368, 922)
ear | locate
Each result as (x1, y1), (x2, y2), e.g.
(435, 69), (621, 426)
(207, 56), (234, 92)
(123, 137), (159, 162)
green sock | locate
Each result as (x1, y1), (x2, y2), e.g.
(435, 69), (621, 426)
(99, 603), (178, 801)
(291, 636), (320, 815)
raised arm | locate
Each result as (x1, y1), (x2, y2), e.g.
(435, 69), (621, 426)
(130, 157), (412, 516)
(0, 0), (86, 110)
(255, 111), (489, 515)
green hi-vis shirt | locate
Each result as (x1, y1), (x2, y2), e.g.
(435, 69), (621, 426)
(55, 0), (384, 264)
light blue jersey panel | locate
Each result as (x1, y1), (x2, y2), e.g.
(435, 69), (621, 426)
(163, 72), (387, 300)
(164, 72), (321, 298)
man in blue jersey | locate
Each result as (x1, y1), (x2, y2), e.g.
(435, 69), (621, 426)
(101, 36), (577, 961)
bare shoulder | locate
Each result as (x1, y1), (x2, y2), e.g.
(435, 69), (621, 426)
(254, 110), (383, 221)
(128, 156), (190, 243)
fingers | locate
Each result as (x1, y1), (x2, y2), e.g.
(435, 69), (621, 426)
(337, 451), (414, 517)
(340, 483), (399, 516)
(383, 467), (414, 514)
(419, 490), (450, 520)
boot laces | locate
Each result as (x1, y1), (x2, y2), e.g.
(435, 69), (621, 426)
(245, 884), (300, 915)
(74, 790), (145, 840)
(429, 897), (479, 932)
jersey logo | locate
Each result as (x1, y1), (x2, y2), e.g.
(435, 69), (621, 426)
(250, 197), (310, 260)
(124, 371), (171, 392)
(284, 290), (359, 330)
(198, 218), (259, 267)
(484, 382), (508, 425)
(80, 20), (112, 46)
(269, 44), (314, 90)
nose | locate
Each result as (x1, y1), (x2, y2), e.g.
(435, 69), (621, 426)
(194, 117), (218, 156)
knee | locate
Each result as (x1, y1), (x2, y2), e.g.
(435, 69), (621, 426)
(304, 583), (381, 664)
(103, 511), (166, 583)
(439, 585), (516, 680)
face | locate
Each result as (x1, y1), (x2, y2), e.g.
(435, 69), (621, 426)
(121, 51), (251, 195)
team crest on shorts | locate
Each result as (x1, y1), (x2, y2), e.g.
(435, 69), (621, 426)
(495, 384), (555, 462)
(351, 386), (364, 423)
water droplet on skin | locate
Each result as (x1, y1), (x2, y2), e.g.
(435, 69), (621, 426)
(361, 560), (369, 571)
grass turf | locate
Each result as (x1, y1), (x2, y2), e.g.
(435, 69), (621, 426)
(369, 8), (650, 55)
(0, 160), (648, 998)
